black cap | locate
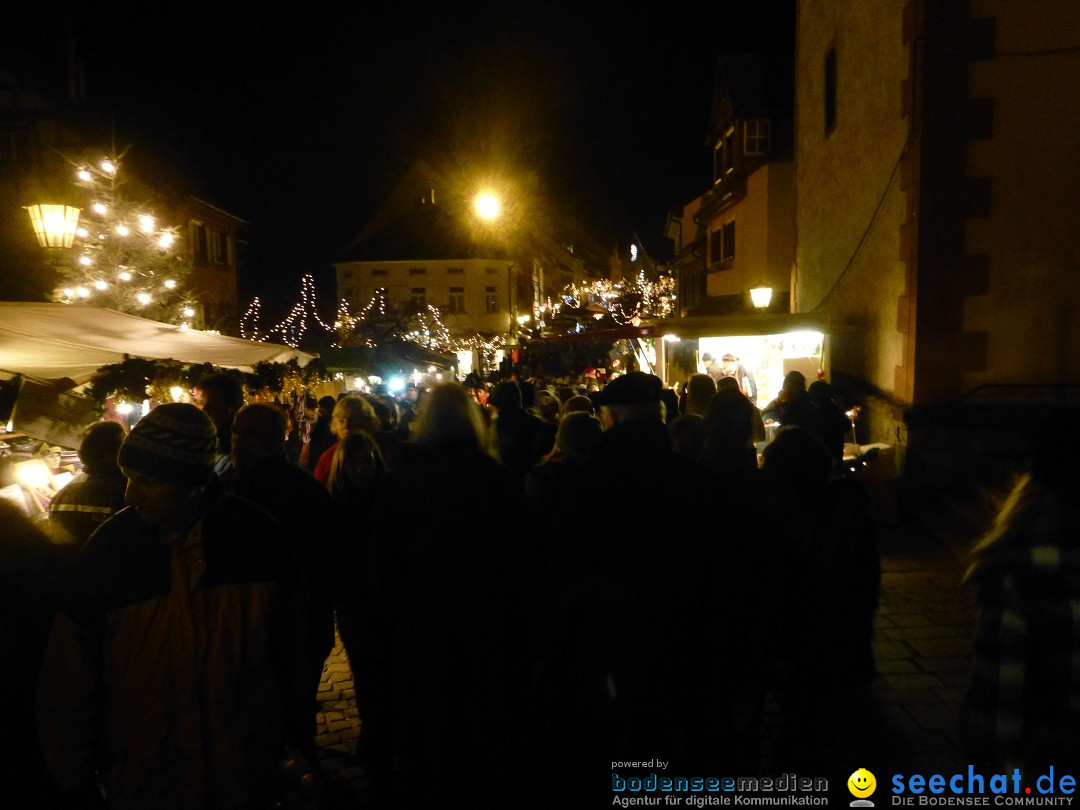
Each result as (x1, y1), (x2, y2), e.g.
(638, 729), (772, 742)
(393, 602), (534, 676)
(594, 372), (662, 406)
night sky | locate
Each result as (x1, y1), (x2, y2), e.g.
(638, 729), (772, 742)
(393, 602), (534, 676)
(6, 3), (794, 321)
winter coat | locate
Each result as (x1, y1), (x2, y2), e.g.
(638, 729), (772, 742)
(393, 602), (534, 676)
(36, 485), (307, 810)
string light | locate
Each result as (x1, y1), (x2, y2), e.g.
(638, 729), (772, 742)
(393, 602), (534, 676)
(556, 271), (676, 327)
(242, 274), (335, 348)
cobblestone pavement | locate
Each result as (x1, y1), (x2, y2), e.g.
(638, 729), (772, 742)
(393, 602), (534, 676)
(310, 629), (366, 807)
(305, 523), (977, 807)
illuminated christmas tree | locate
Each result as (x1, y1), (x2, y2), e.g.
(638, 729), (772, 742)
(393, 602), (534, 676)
(51, 150), (200, 327)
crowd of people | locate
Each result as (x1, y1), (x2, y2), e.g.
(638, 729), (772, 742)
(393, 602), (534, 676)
(5, 364), (1076, 807)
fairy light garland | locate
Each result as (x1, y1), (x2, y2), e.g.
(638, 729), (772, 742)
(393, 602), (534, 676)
(242, 274), (335, 348)
(556, 271), (676, 327)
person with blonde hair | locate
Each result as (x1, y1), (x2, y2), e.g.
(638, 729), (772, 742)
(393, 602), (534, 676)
(363, 382), (527, 805)
(313, 394), (379, 483)
(412, 382), (487, 450)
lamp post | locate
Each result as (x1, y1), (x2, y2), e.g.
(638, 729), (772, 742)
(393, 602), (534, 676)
(25, 204), (81, 249)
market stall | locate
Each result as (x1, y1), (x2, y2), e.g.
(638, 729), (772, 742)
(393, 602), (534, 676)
(0, 303), (315, 520)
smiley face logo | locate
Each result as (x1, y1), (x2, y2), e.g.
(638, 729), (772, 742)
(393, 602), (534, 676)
(848, 768), (877, 798)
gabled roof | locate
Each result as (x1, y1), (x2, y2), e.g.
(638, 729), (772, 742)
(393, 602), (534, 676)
(336, 194), (512, 263)
(707, 52), (795, 147)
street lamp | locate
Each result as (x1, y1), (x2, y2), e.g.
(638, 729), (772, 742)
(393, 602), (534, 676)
(749, 284), (773, 309)
(25, 204), (81, 249)
(473, 190), (500, 222)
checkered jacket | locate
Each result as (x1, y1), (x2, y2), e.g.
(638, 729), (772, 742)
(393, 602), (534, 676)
(963, 478), (1080, 772)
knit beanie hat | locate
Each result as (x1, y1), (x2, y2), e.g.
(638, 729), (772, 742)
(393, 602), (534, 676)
(118, 402), (217, 487)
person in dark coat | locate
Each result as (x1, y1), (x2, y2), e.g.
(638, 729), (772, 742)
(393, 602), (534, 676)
(806, 380), (853, 465)
(543, 372), (714, 796)
(228, 402), (338, 763)
(365, 383), (531, 809)
(525, 410), (603, 515)
(36, 403), (309, 810)
(762, 370), (814, 429)
(2, 501), (71, 807)
(487, 379), (553, 473)
(48, 420), (128, 546)
(304, 395), (337, 474)
(762, 426), (879, 770)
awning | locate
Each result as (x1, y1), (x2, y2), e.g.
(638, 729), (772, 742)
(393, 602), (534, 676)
(0, 303), (312, 385)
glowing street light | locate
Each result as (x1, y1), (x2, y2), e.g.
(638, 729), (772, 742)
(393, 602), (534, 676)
(473, 191), (501, 222)
(749, 285), (773, 309)
(24, 204), (81, 249)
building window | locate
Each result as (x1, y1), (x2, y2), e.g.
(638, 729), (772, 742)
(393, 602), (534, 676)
(721, 221), (735, 265)
(211, 230), (229, 265)
(709, 221), (736, 268)
(448, 267), (464, 275)
(191, 223), (208, 264)
(744, 119), (771, 155)
(713, 126), (736, 182)
(825, 47), (837, 135)
(486, 268), (498, 275)
(0, 125), (32, 177)
(485, 286), (497, 312)
(371, 268), (387, 276)
(409, 267), (426, 275)
(409, 287), (426, 308)
(448, 286), (465, 312)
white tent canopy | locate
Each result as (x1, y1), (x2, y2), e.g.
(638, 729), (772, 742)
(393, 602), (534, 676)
(0, 303), (313, 384)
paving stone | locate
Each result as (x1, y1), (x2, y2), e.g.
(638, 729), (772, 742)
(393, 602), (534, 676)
(922, 624), (973, 638)
(883, 672), (945, 691)
(916, 656), (971, 673)
(869, 687), (941, 705)
(899, 728), (962, 753)
(890, 613), (933, 627)
(874, 658), (919, 674)
(909, 638), (973, 658)
(883, 626), (929, 640)
(905, 702), (959, 731)
(873, 639), (913, 660)
(933, 687), (965, 703)
(936, 671), (973, 688)
(877, 705), (925, 734)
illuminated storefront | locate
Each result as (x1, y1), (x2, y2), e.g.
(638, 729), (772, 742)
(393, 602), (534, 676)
(653, 313), (830, 409)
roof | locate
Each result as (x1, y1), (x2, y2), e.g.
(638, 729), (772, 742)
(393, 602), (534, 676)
(336, 199), (512, 263)
(0, 302), (312, 384)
